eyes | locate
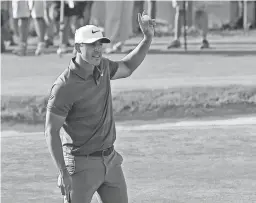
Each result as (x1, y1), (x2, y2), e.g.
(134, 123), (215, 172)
(93, 42), (103, 47)
(80, 42), (103, 49)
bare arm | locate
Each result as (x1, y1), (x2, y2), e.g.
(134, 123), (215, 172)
(111, 37), (152, 80)
(45, 83), (73, 200)
(111, 12), (155, 80)
(45, 110), (68, 176)
(122, 36), (152, 72)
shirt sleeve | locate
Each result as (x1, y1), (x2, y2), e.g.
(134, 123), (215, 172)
(108, 59), (119, 79)
(47, 84), (74, 117)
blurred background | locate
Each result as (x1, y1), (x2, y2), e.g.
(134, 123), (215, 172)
(2, 2), (256, 202)
(1, 0), (256, 55)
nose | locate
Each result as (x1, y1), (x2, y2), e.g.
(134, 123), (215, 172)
(94, 42), (103, 49)
(94, 46), (102, 52)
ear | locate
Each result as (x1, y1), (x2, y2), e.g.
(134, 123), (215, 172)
(75, 44), (81, 53)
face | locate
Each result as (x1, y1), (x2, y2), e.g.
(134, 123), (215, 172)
(76, 41), (103, 66)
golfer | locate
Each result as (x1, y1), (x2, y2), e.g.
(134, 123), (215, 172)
(45, 12), (155, 203)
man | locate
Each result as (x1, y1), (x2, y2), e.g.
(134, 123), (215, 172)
(104, 1), (134, 54)
(133, 1), (144, 35)
(193, 1), (210, 49)
(11, 0), (47, 56)
(1, 0), (17, 53)
(55, 0), (94, 55)
(167, 0), (210, 49)
(45, 12), (155, 203)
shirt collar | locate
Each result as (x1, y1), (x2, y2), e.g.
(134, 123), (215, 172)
(69, 57), (94, 80)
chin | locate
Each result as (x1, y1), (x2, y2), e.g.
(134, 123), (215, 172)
(92, 59), (101, 66)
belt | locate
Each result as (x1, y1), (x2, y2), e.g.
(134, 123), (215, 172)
(89, 146), (114, 157)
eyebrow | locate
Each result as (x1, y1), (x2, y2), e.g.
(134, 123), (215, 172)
(86, 42), (103, 46)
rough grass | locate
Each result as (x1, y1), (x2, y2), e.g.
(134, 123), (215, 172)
(2, 85), (256, 125)
(2, 126), (256, 202)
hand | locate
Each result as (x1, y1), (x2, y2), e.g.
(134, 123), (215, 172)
(58, 169), (72, 203)
(138, 11), (156, 39)
(172, 0), (177, 8)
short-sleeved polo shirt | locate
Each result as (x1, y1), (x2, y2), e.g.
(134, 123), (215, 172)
(47, 57), (119, 156)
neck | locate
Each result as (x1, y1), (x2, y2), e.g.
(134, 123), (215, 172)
(75, 55), (94, 72)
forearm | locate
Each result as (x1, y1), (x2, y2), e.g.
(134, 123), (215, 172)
(122, 36), (152, 73)
(45, 129), (67, 175)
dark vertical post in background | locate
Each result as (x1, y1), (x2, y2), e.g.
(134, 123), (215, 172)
(183, 1), (187, 51)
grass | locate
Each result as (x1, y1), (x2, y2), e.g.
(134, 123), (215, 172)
(2, 85), (256, 125)
(2, 125), (256, 202)
(2, 43), (256, 126)
(2, 49), (256, 96)
(2, 33), (256, 203)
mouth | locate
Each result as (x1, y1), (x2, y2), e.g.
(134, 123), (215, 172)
(93, 56), (101, 60)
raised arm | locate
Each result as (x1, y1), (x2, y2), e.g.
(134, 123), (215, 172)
(111, 12), (156, 80)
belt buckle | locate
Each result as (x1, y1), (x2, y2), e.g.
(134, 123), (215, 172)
(102, 146), (113, 156)
(101, 148), (108, 156)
